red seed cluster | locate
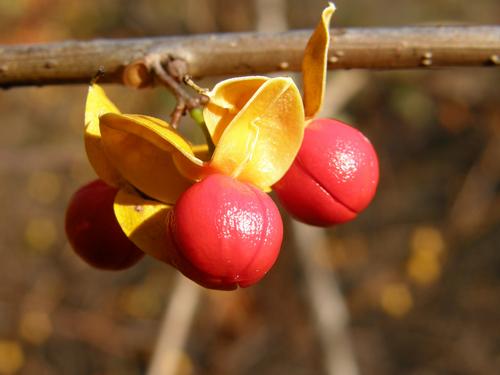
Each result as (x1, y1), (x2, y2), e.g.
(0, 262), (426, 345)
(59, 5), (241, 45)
(65, 118), (378, 289)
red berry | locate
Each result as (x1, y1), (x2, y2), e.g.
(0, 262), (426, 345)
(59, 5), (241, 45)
(166, 174), (283, 290)
(274, 118), (379, 226)
(65, 179), (144, 270)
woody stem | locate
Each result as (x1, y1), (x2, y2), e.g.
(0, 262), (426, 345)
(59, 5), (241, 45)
(149, 57), (207, 128)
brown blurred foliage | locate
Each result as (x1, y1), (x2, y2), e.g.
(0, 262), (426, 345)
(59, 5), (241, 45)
(0, 0), (499, 374)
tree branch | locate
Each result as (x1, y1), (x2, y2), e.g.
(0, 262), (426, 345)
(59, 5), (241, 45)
(0, 26), (499, 88)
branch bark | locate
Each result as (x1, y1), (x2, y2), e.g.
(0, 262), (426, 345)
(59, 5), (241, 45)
(0, 26), (499, 87)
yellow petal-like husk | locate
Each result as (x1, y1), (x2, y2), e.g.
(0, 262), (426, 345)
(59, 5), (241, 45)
(203, 76), (269, 144)
(192, 144), (211, 160)
(84, 84), (126, 187)
(210, 77), (305, 190)
(100, 113), (204, 204)
(302, 2), (335, 119)
(114, 189), (172, 263)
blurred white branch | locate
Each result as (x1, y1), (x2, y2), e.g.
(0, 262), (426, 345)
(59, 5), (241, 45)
(447, 131), (500, 237)
(147, 275), (201, 375)
(292, 220), (360, 375)
(256, 1), (362, 374)
(297, 70), (370, 375)
(255, 0), (287, 32)
(319, 71), (369, 118)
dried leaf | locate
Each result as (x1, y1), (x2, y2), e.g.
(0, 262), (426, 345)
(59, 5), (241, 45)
(302, 3), (335, 119)
(84, 84), (125, 187)
(114, 189), (172, 263)
(209, 77), (305, 190)
(203, 76), (269, 143)
(100, 113), (204, 204)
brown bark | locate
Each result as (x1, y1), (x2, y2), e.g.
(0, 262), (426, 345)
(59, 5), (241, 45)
(0, 26), (499, 88)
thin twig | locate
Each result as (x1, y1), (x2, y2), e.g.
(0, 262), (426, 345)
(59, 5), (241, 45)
(147, 56), (206, 127)
(183, 75), (209, 96)
(0, 26), (498, 87)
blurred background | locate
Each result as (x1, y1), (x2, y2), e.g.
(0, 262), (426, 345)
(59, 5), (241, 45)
(0, 0), (499, 374)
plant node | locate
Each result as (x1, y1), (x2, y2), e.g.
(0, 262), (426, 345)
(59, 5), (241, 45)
(144, 55), (207, 128)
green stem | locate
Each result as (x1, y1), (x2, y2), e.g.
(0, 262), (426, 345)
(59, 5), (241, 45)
(189, 108), (215, 157)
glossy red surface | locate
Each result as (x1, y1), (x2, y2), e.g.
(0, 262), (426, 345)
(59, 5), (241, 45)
(167, 174), (283, 290)
(65, 179), (145, 270)
(274, 118), (379, 226)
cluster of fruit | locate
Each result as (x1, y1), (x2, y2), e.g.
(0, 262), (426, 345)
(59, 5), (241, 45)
(65, 4), (379, 290)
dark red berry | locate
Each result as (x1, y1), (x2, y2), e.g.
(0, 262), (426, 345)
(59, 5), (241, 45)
(65, 179), (144, 270)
